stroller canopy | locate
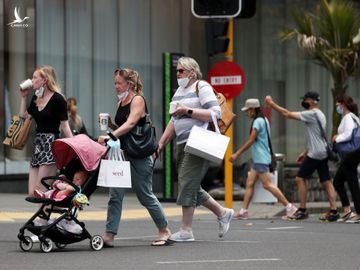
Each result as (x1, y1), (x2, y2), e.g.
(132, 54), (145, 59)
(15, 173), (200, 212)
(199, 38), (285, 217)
(52, 134), (106, 171)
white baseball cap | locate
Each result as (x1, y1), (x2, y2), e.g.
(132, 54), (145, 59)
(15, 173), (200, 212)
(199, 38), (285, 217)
(241, 98), (260, 111)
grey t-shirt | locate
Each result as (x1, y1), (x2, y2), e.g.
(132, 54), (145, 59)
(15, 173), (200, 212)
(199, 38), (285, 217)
(299, 108), (327, 160)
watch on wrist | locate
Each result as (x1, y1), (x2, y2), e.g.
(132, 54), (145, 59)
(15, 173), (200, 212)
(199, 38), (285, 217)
(187, 109), (193, 116)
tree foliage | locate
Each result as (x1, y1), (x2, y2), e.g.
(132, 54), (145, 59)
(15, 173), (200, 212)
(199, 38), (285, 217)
(280, 0), (360, 133)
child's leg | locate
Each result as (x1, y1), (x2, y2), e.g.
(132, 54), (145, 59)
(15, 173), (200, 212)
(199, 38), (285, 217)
(53, 190), (69, 201)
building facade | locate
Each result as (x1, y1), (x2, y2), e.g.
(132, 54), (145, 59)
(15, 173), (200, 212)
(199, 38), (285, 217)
(0, 0), (359, 179)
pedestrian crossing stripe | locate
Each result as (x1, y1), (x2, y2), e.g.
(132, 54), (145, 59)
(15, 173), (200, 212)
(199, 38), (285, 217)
(0, 207), (209, 222)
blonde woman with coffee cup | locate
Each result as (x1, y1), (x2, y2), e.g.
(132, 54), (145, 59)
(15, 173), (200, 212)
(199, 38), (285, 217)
(19, 65), (73, 197)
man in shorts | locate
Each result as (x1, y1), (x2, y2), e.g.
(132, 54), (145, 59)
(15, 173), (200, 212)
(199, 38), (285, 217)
(265, 92), (339, 221)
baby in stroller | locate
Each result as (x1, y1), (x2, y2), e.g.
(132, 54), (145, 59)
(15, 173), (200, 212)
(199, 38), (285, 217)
(18, 134), (106, 253)
(33, 171), (88, 201)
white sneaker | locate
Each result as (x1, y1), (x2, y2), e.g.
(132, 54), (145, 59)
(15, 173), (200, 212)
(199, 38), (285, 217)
(337, 211), (356, 222)
(345, 215), (360, 224)
(169, 230), (195, 242)
(283, 203), (298, 220)
(218, 208), (234, 238)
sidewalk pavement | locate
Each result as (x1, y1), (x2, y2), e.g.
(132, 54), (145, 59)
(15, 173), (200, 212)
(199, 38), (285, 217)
(0, 192), (339, 223)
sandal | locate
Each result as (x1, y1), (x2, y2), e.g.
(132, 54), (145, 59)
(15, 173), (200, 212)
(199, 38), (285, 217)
(151, 239), (174, 247)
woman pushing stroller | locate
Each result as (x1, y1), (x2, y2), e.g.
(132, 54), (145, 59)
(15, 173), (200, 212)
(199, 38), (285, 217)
(98, 68), (172, 247)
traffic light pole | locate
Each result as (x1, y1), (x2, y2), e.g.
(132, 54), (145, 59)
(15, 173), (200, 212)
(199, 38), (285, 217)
(224, 19), (233, 209)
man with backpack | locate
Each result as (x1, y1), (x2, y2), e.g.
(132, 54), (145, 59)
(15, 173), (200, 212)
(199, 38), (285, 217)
(265, 92), (339, 221)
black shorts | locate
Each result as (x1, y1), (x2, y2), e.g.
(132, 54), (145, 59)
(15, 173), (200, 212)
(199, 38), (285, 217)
(297, 156), (330, 183)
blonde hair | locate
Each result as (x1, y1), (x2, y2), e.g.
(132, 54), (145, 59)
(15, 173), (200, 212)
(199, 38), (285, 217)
(114, 68), (143, 95)
(35, 65), (62, 93)
(177, 57), (202, 80)
(35, 65), (64, 106)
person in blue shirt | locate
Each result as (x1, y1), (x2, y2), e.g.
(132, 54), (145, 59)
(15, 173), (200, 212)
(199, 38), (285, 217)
(230, 98), (297, 219)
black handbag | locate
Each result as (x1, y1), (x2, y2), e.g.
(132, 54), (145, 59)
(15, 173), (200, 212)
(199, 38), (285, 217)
(122, 96), (158, 159)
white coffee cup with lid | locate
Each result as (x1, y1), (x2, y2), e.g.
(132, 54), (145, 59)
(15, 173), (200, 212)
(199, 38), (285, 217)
(99, 113), (110, 131)
(19, 79), (33, 90)
(169, 101), (179, 114)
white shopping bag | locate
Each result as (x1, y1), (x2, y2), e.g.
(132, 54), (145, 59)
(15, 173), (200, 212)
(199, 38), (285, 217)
(251, 171), (278, 203)
(184, 112), (230, 164)
(97, 143), (132, 188)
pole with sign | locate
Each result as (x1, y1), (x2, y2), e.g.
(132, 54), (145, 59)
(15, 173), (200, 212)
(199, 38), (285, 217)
(208, 59), (245, 208)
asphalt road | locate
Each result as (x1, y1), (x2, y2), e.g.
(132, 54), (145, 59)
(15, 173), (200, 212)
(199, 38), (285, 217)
(1, 214), (359, 270)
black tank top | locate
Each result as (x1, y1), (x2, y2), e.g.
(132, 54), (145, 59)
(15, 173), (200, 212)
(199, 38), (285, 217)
(114, 95), (147, 128)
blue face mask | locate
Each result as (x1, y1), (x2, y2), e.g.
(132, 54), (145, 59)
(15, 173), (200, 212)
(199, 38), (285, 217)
(336, 105), (343, 115)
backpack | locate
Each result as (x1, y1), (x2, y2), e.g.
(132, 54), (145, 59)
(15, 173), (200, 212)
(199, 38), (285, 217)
(195, 81), (236, 134)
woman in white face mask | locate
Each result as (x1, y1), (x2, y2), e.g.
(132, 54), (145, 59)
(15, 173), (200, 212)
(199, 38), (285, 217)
(98, 68), (172, 247)
(332, 94), (360, 223)
(156, 57), (234, 242)
(18, 65), (73, 198)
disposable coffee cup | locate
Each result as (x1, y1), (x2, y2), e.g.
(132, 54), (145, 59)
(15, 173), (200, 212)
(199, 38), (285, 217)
(169, 101), (178, 114)
(19, 79), (32, 90)
(99, 113), (110, 131)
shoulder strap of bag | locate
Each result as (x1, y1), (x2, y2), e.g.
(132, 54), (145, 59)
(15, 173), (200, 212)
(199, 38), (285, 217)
(350, 115), (360, 128)
(314, 113), (330, 145)
(196, 80), (218, 97)
(261, 117), (274, 156)
(130, 94), (149, 113)
(129, 95), (152, 124)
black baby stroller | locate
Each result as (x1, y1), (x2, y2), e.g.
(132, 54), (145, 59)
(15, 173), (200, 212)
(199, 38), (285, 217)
(18, 134), (107, 253)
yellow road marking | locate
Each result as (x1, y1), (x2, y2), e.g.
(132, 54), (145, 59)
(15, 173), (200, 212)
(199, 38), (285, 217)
(0, 208), (209, 222)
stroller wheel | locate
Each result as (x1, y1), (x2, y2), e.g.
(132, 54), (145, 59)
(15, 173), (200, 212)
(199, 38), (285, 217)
(55, 243), (67, 249)
(90, 235), (104, 251)
(19, 236), (33, 252)
(40, 238), (53, 253)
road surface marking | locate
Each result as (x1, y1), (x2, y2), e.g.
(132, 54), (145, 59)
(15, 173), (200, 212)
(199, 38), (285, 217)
(266, 226), (303, 230)
(157, 258), (281, 264)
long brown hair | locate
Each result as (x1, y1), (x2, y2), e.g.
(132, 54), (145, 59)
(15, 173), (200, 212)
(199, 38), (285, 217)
(336, 94), (359, 116)
(67, 97), (78, 122)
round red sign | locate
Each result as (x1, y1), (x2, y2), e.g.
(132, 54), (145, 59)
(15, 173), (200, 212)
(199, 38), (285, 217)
(207, 61), (245, 99)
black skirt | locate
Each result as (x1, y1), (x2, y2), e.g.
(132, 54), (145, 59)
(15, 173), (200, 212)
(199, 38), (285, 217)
(30, 133), (59, 167)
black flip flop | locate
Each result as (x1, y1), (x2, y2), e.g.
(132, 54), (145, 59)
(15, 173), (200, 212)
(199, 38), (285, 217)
(151, 239), (173, 247)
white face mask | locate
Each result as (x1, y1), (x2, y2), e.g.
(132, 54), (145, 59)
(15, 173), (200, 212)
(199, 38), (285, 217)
(35, 86), (45, 97)
(117, 90), (129, 102)
(177, 77), (189, 88)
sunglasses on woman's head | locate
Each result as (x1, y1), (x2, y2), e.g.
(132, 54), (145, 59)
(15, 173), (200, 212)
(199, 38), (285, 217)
(114, 68), (130, 75)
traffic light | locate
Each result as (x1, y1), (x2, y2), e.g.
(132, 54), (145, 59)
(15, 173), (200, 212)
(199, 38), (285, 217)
(206, 19), (230, 56)
(237, 0), (256, 18)
(192, 0), (241, 18)
(192, 0), (256, 19)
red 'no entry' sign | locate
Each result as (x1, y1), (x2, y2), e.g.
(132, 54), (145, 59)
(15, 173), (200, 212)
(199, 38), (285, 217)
(208, 61), (245, 100)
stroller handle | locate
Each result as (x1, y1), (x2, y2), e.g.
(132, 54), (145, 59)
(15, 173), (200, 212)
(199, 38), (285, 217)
(106, 131), (118, 141)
